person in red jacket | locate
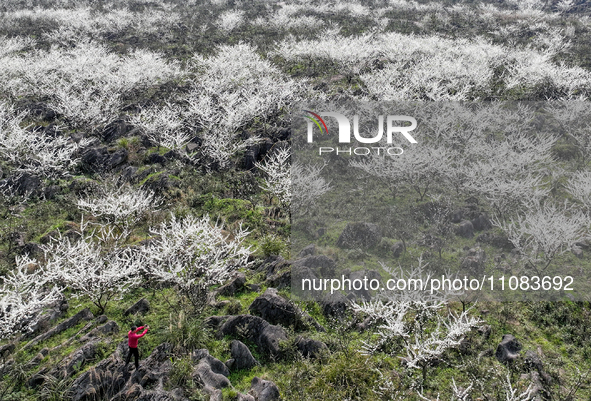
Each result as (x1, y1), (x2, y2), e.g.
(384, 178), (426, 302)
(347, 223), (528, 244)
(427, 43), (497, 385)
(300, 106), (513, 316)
(125, 325), (149, 370)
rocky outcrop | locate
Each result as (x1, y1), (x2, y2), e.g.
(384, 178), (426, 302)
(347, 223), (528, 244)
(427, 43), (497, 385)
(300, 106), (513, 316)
(216, 272), (247, 297)
(25, 308), (94, 350)
(69, 342), (182, 401)
(80, 320), (120, 343)
(192, 349), (231, 397)
(226, 340), (258, 371)
(207, 315), (288, 357)
(295, 336), (328, 359)
(336, 222), (382, 250)
(248, 377), (280, 401)
(455, 220), (474, 238)
(124, 298), (151, 316)
(496, 334), (522, 364)
(249, 288), (324, 332)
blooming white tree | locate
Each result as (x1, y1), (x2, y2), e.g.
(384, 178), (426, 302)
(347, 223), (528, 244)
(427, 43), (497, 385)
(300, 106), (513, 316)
(186, 43), (300, 169)
(491, 202), (591, 272)
(142, 214), (252, 312)
(0, 102), (89, 178)
(42, 230), (143, 315)
(257, 146), (331, 217)
(0, 41), (183, 129)
(77, 183), (160, 240)
(130, 104), (189, 151)
(292, 160), (331, 215)
(0, 256), (62, 340)
(256, 147), (291, 211)
(566, 171), (591, 209)
(504, 373), (535, 401)
(352, 258), (479, 382)
(215, 9), (245, 32)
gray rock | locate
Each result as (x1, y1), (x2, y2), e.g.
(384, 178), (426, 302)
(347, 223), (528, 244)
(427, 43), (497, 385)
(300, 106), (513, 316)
(297, 244), (316, 258)
(266, 269), (292, 290)
(455, 220), (474, 238)
(238, 394), (256, 401)
(296, 336), (328, 359)
(210, 315), (288, 356)
(68, 341), (129, 401)
(320, 293), (348, 318)
(230, 340), (258, 370)
(80, 320), (119, 342)
(216, 272), (247, 296)
(471, 213), (491, 231)
(0, 343), (15, 358)
(495, 334), (521, 364)
(193, 360), (230, 391)
(292, 255), (336, 277)
(451, 209), (464, 223)
(257, 255), (290, 278)
(25, 308), (94, 350)
(524, 350), (545, 375)
(249, 377), (280, 401)
(191, 349), (230, 377)
(124, 298), (150, 316)
(25, 348), (49, 370)
(249, 288), (323, 331)
(336, 222), (382, 250)
(191, 349), (230, 398)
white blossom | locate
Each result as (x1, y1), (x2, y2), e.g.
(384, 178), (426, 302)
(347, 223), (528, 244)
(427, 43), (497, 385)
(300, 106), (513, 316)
(142, 214), (252, 310)
(42, 230), (143, 314)
(0, 256), (62, 340)
(491, 202), (591, 271)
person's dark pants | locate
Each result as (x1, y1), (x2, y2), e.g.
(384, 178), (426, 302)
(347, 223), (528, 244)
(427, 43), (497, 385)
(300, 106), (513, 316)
(126, 346), (139, 369)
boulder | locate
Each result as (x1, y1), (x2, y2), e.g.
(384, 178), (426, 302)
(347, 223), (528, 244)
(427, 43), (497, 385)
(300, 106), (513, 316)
(572, 245), (584, 259)
(216, 272), (247, 297)
(80, 146), (109, 173)
(495, 334), (521, 364)
(193, 360), (230, 392)
(257, 255), (290, 278)
(1, 173), (41, 196)
(249, 377), (280, 401)
(192, 349), (230, 397)
(210, 315), (288, 356)
(297, 244), (316, 258)
(392, 241), (404, 258)
(102, 119), (137, 143)
(191, 349), (230, 377)
(292, 255), (336, 277)
(249, 288), (323, 331)
(471, 213), (491, 231)
(320, 293), (349, 318)
(336, 222), (382, 250)
(25, 308), (94, 350)
(295, 336), (328, 359)
(265, 268), (290, 290)
(455, 220), (474, 239)
(80, 320), (120, 342)
(124, 298), (150, 316)
(228, 340), (258, 371)
(107, 149), (128, 169)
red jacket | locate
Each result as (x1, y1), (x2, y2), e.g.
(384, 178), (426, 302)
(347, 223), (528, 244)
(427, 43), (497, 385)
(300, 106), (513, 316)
(128, 326), (148, 348)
